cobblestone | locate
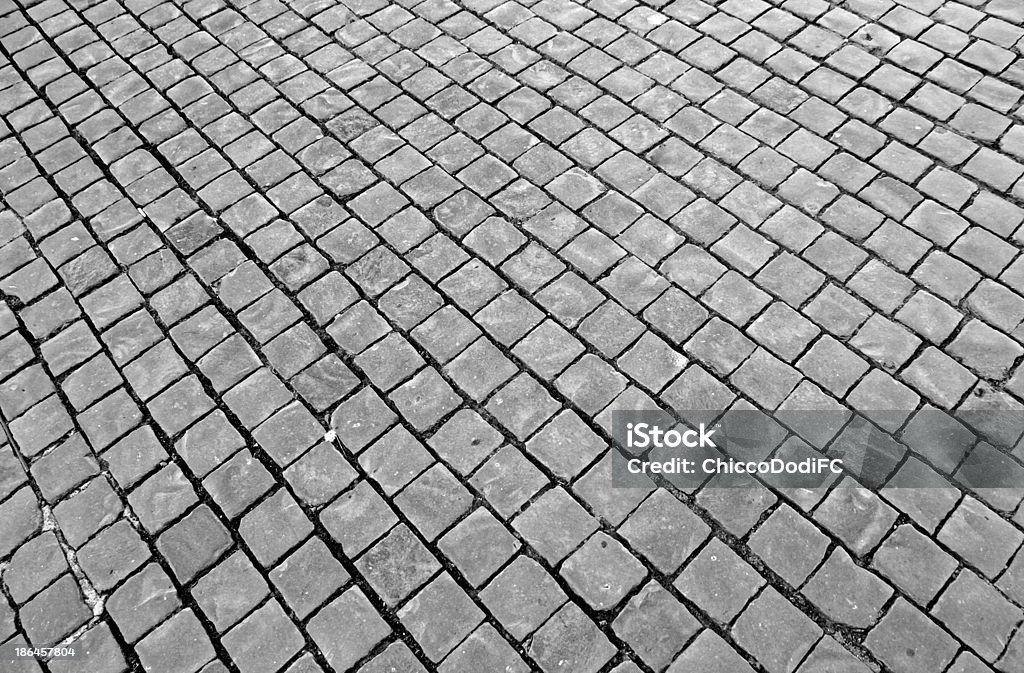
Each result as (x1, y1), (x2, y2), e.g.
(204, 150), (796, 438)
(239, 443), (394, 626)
(4, 0), (1024, 669)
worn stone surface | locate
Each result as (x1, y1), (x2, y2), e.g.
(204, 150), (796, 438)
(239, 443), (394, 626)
(3, 0), (1024, 670)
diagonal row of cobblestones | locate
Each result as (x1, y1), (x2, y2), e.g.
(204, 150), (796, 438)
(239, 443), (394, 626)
(4, 0), (1024, 671)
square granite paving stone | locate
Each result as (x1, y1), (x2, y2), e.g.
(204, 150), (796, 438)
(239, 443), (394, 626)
(442, 336), (519, 403)
(572, 446), (654, 521)
(52, 473), (123, 547)
(676, 534), (764, 622)
(60, 353), (122, 411)
(534, 271), (606, 327)
(291, 353), (360, 411)
(398, 572), (483, 662)
(2, 530), (69, 605)
(261, 321), (327, 379)
(156, 504), (232, 584)
(203, 447), (276, 519)
(214, 262), (275, 314)
(796, 335), (870, 398)
(221, 599), (305, 673)
(560, 531), (647, 611)
(512, 486), (598, 564)
(378, 275), (444, 330)
(577, 300), (646, 359)
(599, 256), (671, 312)
(865, 597), (958, 673)
(948, 318), (1024, 380)
(329, 386), (398, 453)
(136, 609), (217, 673)
(439, 259), (509, 315)
(666, 630), (756, 673)
(938, 495), (1023, 578)
(252, 401), (325, 466)
(268, 244), (329, 292)
(554, 352), (628, 416)
(801, 547), (893, 628)
(169, 306), (233, 361)
(238, 489), (313, 567)
(18, 287), (80, 341)
(685, 317), (756, 377)
(520, 203), (585, 251)
(320, 478), (399, 556)
(128, 463), (198, 533)
(462, 217), (528, 266)
(355, 522), (441, 606)
(173, 409), (245, 478)
(196, 332), (262, 392)
(747, 502), (830, 587)
(28, 432), (97, 503)
(1, 258), (58, 305)
(901, 347), (977, 410)
(612, 581), (701, 671)
(485, 372), (560, 441)
(474, 290), (545, 347)
(147, 375), (215, 437)
(102, 422), (167, 489)
(870, 523), (958, 607)
(755, 252), (825, 306)
(732, 587), (823, 673)
(48, 622), (129, 673)
(106, 562), (180, 643)
(406, 300), (476, 359)
(19, 573), (91, 648)
(527, 602), (616, 673)
(149, 274), (210, 327)
(394, 462), (474, 541)
(57, 247), (117, 301)
(797, 637), (871, 673)
(523, 408), (605, 480)
(616, 214), (685, 268)
(660, 363), (737, 427)
(437, 506), (519, 587)
(298, 271), (360, 326)
(966, 280), (1024, 333)
(123, 339), (190, 400)
(932, 569), (1021, 663)
(8, 394), (74, 457)
(469, 443), (550, 518)
(438, 623), (529, 673)
(848, 313), (922, 372)
(192, 551), (270, 634)
(731, 346), (803, 408)
(774, 381), (850, 450)
(407, 235), (472, 288)
(360, 425), (435, 496)
(617, 488), (711, 574)
(326, 300), (391, 356)
(236, 289), (304, 344)
(74, 516), (151, 592)
(711, 223), (779, 277)
(389, 366), (462, 431)
(359, 642), (427, 673)
(582, 192), (644, 239)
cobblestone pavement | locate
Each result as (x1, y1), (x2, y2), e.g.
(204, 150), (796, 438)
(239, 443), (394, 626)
(5, 0), (1024, 669)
